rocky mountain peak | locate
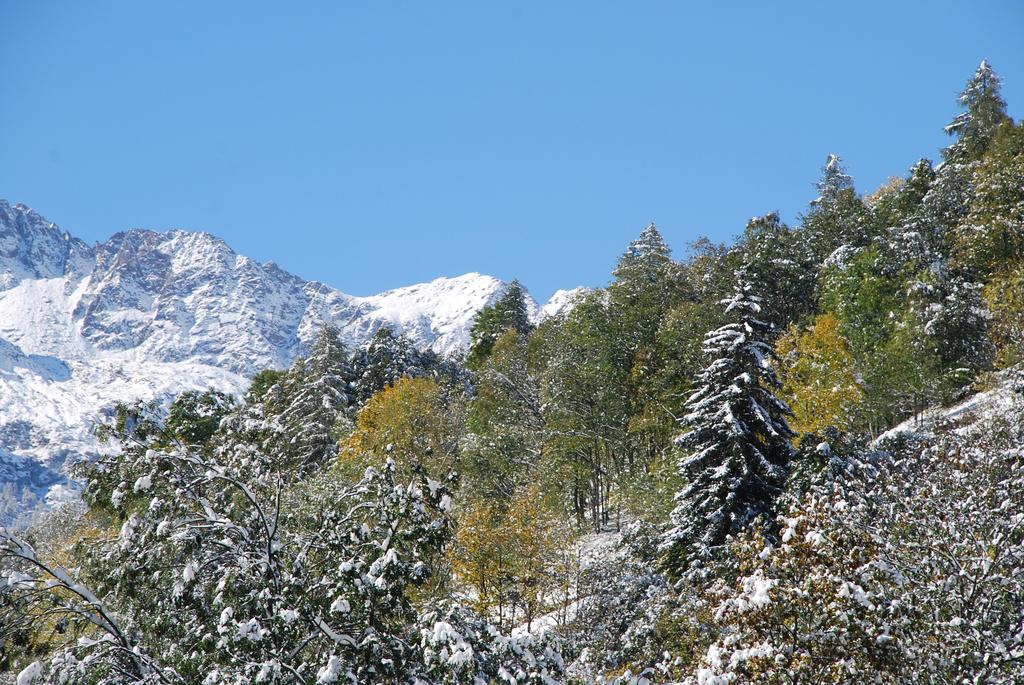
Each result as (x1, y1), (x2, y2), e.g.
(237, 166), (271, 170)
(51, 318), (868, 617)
(0, 199), (584, 512)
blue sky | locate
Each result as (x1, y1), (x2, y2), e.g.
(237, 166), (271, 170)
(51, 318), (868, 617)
(2, 2), (1022, 301)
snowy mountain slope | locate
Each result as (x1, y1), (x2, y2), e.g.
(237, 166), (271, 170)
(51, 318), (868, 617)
(0, 199), (576, 512)
(873, 372), (1020, 446)
(540, 286), (592, 319)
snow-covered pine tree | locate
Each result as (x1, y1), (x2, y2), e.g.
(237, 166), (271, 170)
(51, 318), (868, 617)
(943, 60), (1010, 163)
(873, 159), (948, 278)
(802, 154), (874, 270)
(812, 153), (855, 208)
(350, 327), (440, 405)
(660, 271), (795, 576)
(613, 222), (672, 283)
(874, 158), (937, 232)
(905, 271), (993, 399)
(607, 222), (681, 353)
(278, 324), (352, 472)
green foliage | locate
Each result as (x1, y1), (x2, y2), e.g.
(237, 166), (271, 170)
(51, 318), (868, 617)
(801, 155), (877, 270)
(943, 59), (1010, 163)
(740, 212), (816, 328)
(245, 368), (285, 403)
(463, 330), (542, 501)
(538, 291), (631, 530)
(870, 158), (936, 230)
(953, 121), (1024, 277)
(8, 58), (1024, 685)
(467, 280), (533, 367)
(165, 389), (236, 446)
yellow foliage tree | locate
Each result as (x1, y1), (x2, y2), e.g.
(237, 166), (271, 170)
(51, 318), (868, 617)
(776, 314), (864, 435)
(451, 486), (573, 634)
(338, 376), (463, 481)
(451, 499), (517, 627)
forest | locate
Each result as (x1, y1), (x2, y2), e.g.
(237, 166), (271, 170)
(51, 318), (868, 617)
(3, 60), (1024, 684)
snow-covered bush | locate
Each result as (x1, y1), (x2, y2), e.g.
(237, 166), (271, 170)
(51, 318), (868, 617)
(684, 393), (1024, 684)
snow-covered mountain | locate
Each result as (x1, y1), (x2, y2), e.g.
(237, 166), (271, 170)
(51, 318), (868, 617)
(0, 200), (576, 512)
(540, 287), (592, 318)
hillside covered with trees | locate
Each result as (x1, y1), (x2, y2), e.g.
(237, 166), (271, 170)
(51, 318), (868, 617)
(4, 61), (1024, 684)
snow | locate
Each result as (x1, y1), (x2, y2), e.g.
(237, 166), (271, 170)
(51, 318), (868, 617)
(539, 287), (590, 319)
(511, 531), (619, 638)
(316, 655), (344, 683)
(873, 373), (1017, 445)
(0, 199), (581, 520)
(16, 661), (42, 685)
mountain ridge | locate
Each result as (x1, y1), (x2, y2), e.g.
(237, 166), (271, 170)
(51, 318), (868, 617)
(0, 199), (583, 514)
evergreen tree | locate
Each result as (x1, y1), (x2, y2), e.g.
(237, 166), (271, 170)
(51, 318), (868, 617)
(463, 329), (543, 501)
(801, 154), (875, 269)
(606, 223), (691, 507)
(608, 222), (682, 355)
(812, 154), (855, 208)
(660, 273), (795, 575)
(905, 271), (993, 399)
(943, 60), (1010, 163)
(953, 121), (1024, 277)
(278, 325), (352, 472)
(740, 212), (816, 328)
(350, 327), (439, 405)
(872, 158), (936, 231)
(612, 222), (673, 284)
(872, 160), (947, 278)
(493, 279), (532, 336)
(467, 280), (534, 367)
(165, 389), (237, 447)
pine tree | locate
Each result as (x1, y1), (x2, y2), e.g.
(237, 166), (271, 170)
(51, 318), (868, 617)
(613, 222), (672, 283)
(905, 271), (993, 399)
(492, 279), (532, 338)
(350, 326), (439, 405)
(802, 154), (875, 269)
(606, 223), (689, 493)
(467, 280), (534, 367)
(953, 120), (1024, 278)
(608, 222), (681, 351)
(944, 60), (1010, 163)
(873, 159), (936, 232)
(872, 159), (948, 279)
(812, 154), (855, 208)
(278, 324), (352, 472)
(740, 212), (816, 329)
(660, 272), (795, 575)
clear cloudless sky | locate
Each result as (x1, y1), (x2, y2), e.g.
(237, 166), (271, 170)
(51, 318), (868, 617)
(2, 1), (1022, 301)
